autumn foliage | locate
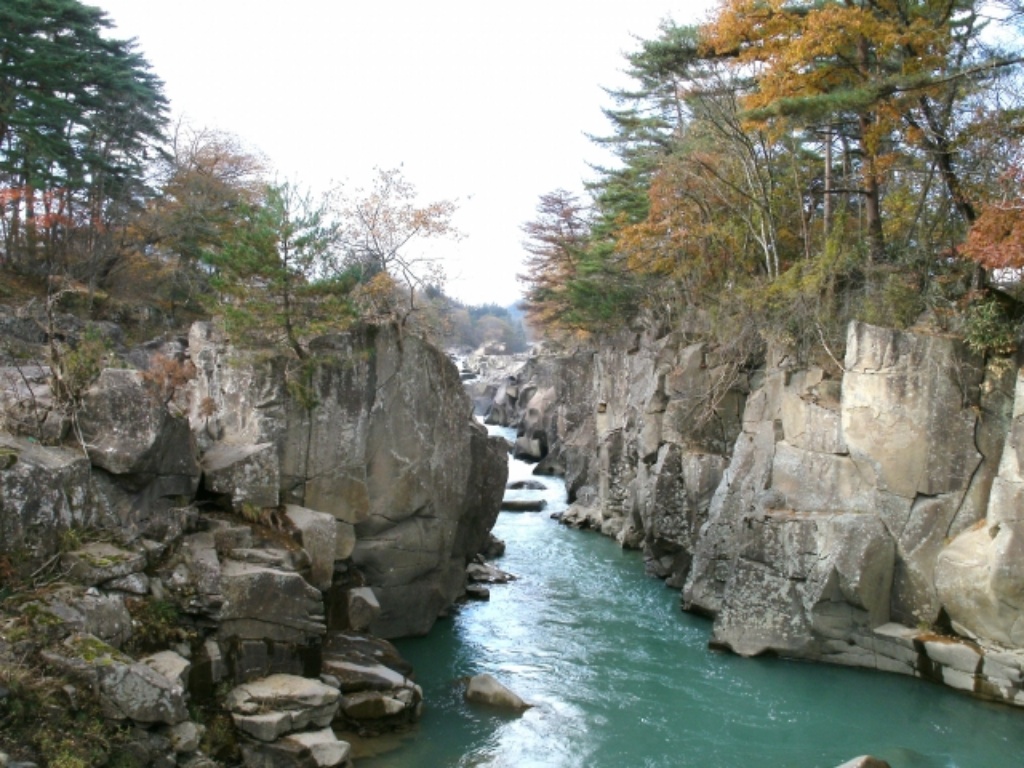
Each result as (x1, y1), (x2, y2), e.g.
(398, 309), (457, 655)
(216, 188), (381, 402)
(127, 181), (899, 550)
(520, 2), (1024, 355)
(963, 168), (1024, 269)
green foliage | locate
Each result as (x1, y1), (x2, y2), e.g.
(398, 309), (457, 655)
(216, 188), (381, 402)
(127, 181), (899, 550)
(564, 245), (642, 331)
(860, 273), (927, 330)
(0, 660), (124, 768)
(285, 358), (320, 411)
(962, 295), (1021, 356)
(56, 327), (108, 405)
(0, 0), (167, 273)
(124, 598), (181, 654)
(203, 181), (358, 359)
(443, 300), (530, 352)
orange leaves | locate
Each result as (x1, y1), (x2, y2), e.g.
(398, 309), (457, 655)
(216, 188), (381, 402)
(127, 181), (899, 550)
(963, 204), (1024, 269)
(705, 0), (959, 123)
(337, 166), (460, 281)
(517, 189), (589, 328)
(963, 168), (1024, 269)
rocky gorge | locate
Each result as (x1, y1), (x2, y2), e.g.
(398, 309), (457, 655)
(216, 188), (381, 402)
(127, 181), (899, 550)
(474, 319), (1024, 709)
(0, 317), (508, 768)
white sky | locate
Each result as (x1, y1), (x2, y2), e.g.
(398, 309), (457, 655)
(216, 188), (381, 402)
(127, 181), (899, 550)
(96, 1), (716, 306)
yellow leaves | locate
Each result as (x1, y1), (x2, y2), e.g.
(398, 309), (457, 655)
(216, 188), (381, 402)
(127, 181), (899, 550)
(706, 0), (960, 122)
(352, 271), (399, 324)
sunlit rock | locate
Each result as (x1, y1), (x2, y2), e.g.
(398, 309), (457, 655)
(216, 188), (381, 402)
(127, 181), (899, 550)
(464, 673), (530, 711)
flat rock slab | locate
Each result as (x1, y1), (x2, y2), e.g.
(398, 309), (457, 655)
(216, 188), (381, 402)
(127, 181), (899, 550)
(227, 674), (341, 742)
(321, 660), (408, 694)
(226, 674), (341, 714)
(321, 632), (413, 677)
(62, 542), (146, 586)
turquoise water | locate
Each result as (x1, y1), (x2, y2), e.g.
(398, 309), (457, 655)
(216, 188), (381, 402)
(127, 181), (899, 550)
(357, 443), (1024, 767)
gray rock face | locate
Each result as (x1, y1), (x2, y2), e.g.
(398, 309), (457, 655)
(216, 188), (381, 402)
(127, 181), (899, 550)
(936, 365), (1024, 645)
(226, 674), (340, 742)
(506, 331), (745, 583)
(42, 633), (188, 725)
(41, 587), (134, 648)
(78, 368), (200, 493)
(62, 542), (147, 587)
(506, 320), (1024, 707)
(219, 560), (326, 644)
(202, 442), (280, 512)
(0, 433), (94, 563)
(188, 322), (507, 638)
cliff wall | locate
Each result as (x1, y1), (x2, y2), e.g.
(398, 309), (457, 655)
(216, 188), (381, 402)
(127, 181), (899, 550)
(0, 320), (507, 765)
(495, 321), (1024, 707)
(1, 322), (506, 639)
(187, 322), (508, 638)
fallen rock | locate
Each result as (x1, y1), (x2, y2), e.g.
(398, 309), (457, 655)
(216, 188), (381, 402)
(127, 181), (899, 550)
(285, 505), (337, 591)
(465, 584), (490, 600)
(239, 737), (317, 768)
(142, 650), (191, 692)
(61, 542), (146, 587)
(42, 633), (188, 725)
(464, 673), (530, 711)
(466, 562), (517, 584)
(339, 690), (410, 720)
(283, 729), (352, 768)
(219, 560), (326, 644)
(479, 534), (505, 559)
(226, 674), (340, 742)
(41, 587), (132, 647)
(77, 368), (200, 492)
(0, 434), (94, 566)
(343, 587), (380, 633)
(166, 721), (204, 753)
(319, 632), (421, 734)
(201, 442), (280, 512)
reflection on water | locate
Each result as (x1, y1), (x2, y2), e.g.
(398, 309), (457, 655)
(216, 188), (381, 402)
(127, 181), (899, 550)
(356, 427), (1024, 768)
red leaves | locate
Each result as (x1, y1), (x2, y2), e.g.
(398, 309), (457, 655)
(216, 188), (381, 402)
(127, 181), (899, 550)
(963, 167), (1024, 269)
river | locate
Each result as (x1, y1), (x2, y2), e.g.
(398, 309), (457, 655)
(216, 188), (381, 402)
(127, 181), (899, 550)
(356, 427), (1024, 767)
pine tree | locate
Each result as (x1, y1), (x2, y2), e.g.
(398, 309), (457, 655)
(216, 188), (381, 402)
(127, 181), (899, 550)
(0, 0), (167, 274)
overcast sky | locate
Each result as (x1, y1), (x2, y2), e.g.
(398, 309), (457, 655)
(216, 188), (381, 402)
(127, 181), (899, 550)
(96, 1), (716, 306)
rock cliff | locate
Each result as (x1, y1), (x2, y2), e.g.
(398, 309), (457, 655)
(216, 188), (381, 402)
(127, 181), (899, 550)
(490, 321), (1024, 707)
(0, 320), (507, 767)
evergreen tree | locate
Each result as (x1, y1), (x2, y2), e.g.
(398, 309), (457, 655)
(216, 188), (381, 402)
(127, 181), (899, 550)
(202, 182), (356, 359)
(0, 0), (167, 275)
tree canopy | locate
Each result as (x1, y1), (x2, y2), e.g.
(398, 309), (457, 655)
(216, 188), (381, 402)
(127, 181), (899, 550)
(0, 0), (167, 276)
(520, 3), (1024, 357)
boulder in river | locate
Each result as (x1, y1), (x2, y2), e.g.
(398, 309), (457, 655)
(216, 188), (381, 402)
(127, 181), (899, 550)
(834, 757), (891, 768)
(464, 673), (531, 711)
(466, 561), (517, 584)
